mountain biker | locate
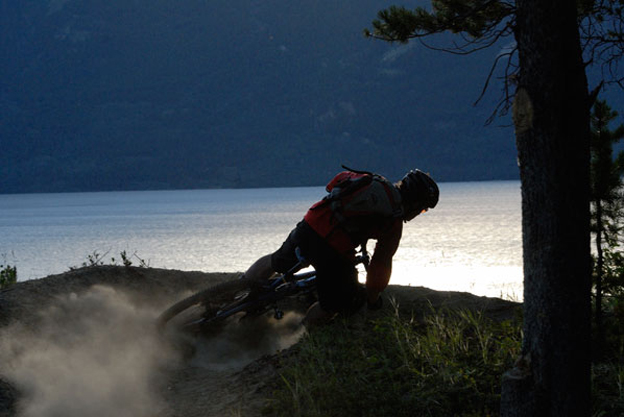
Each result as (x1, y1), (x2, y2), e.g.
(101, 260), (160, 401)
(242, 168), (439, 325)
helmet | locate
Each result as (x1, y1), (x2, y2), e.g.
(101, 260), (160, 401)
(398, 169), (439, 221)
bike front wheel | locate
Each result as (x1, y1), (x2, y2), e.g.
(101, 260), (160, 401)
(157, 278), (254, 332)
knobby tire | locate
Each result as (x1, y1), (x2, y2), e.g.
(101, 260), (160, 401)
(157, 278), (253, 329)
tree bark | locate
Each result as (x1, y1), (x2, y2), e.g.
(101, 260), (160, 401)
(501, 1), (592, 416)
(595, 200), (604, 357)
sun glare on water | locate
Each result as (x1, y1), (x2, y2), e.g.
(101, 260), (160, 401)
(386, 180), (523, 301)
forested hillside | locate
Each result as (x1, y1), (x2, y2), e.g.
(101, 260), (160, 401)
(0, 0), (559, 192)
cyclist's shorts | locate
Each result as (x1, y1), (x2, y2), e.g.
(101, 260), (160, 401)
(271, 221), (362, 314)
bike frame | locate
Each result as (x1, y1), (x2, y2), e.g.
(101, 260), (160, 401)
(207, 269), (318, 323)
(180, 242), (370, 329)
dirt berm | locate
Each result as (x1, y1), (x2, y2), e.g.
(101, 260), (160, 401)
(0, 266), (520, 417)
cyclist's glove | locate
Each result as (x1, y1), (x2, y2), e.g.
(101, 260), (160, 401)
(367, 296), (383, 311)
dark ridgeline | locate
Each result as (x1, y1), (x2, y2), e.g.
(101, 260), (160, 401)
(0, 0), (581, 193)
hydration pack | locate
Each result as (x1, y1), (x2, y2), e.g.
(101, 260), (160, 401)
(311, 166), (403, 229)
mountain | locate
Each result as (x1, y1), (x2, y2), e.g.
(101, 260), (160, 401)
(2, 0), (613, 193)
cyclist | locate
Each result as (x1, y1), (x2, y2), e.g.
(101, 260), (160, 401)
(242, 168), (439, 325)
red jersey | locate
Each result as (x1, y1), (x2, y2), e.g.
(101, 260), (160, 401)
(303, 172), (404, 292)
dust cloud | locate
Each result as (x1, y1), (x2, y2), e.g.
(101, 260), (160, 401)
(0, 285), (307, 416)
(0, 285), (176, 417)
(191, 311), (306, 370)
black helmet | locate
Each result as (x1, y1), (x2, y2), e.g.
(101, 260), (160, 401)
(398, 169), (439, 221)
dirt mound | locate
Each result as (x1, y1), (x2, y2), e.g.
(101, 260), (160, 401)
(0, 266), (520, 417)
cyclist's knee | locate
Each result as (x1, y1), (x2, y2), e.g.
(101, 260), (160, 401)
(244, 254), (274, 282)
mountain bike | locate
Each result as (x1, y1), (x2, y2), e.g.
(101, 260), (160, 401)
(157, 244), (370, 334)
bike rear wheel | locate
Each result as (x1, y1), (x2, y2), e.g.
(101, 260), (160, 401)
(157, 278), (254, 332)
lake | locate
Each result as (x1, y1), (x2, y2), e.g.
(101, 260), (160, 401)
(0, 181), (523, 300)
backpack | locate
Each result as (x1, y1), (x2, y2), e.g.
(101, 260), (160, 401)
(311, 166), (403, 231)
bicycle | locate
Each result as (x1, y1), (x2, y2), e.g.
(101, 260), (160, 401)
(157, 243), (370, 334)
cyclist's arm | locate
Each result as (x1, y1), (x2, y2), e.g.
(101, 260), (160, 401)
(365, 219), (402, 302)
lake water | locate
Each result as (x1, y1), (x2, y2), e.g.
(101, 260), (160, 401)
(0, 181), (523, 300)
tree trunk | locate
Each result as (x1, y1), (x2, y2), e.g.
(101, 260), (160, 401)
(595, 201), (604, 357)
(501, 1), (592, 416)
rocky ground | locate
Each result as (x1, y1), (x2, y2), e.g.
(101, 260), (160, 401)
(0, 266), (520, 417)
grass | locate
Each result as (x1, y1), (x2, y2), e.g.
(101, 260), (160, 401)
(266, 302), (522, 417)
(265, 301), (624, 417)
(68, 250), (150, 269)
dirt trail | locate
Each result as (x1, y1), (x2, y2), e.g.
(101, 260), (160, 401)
(0, 266), (310, 416)
(0, 266), (519, 417)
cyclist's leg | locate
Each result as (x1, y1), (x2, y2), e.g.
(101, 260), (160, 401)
(243, 225), (301, 284)
(269, 224), (306, 274)
(294, 223), (363, 318)
(315, 260), (362, 315)
(301, 263), (361, 327)
(242, 254), (274, 283)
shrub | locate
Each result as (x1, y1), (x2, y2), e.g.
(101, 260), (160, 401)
(0, 264), (17, 289)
